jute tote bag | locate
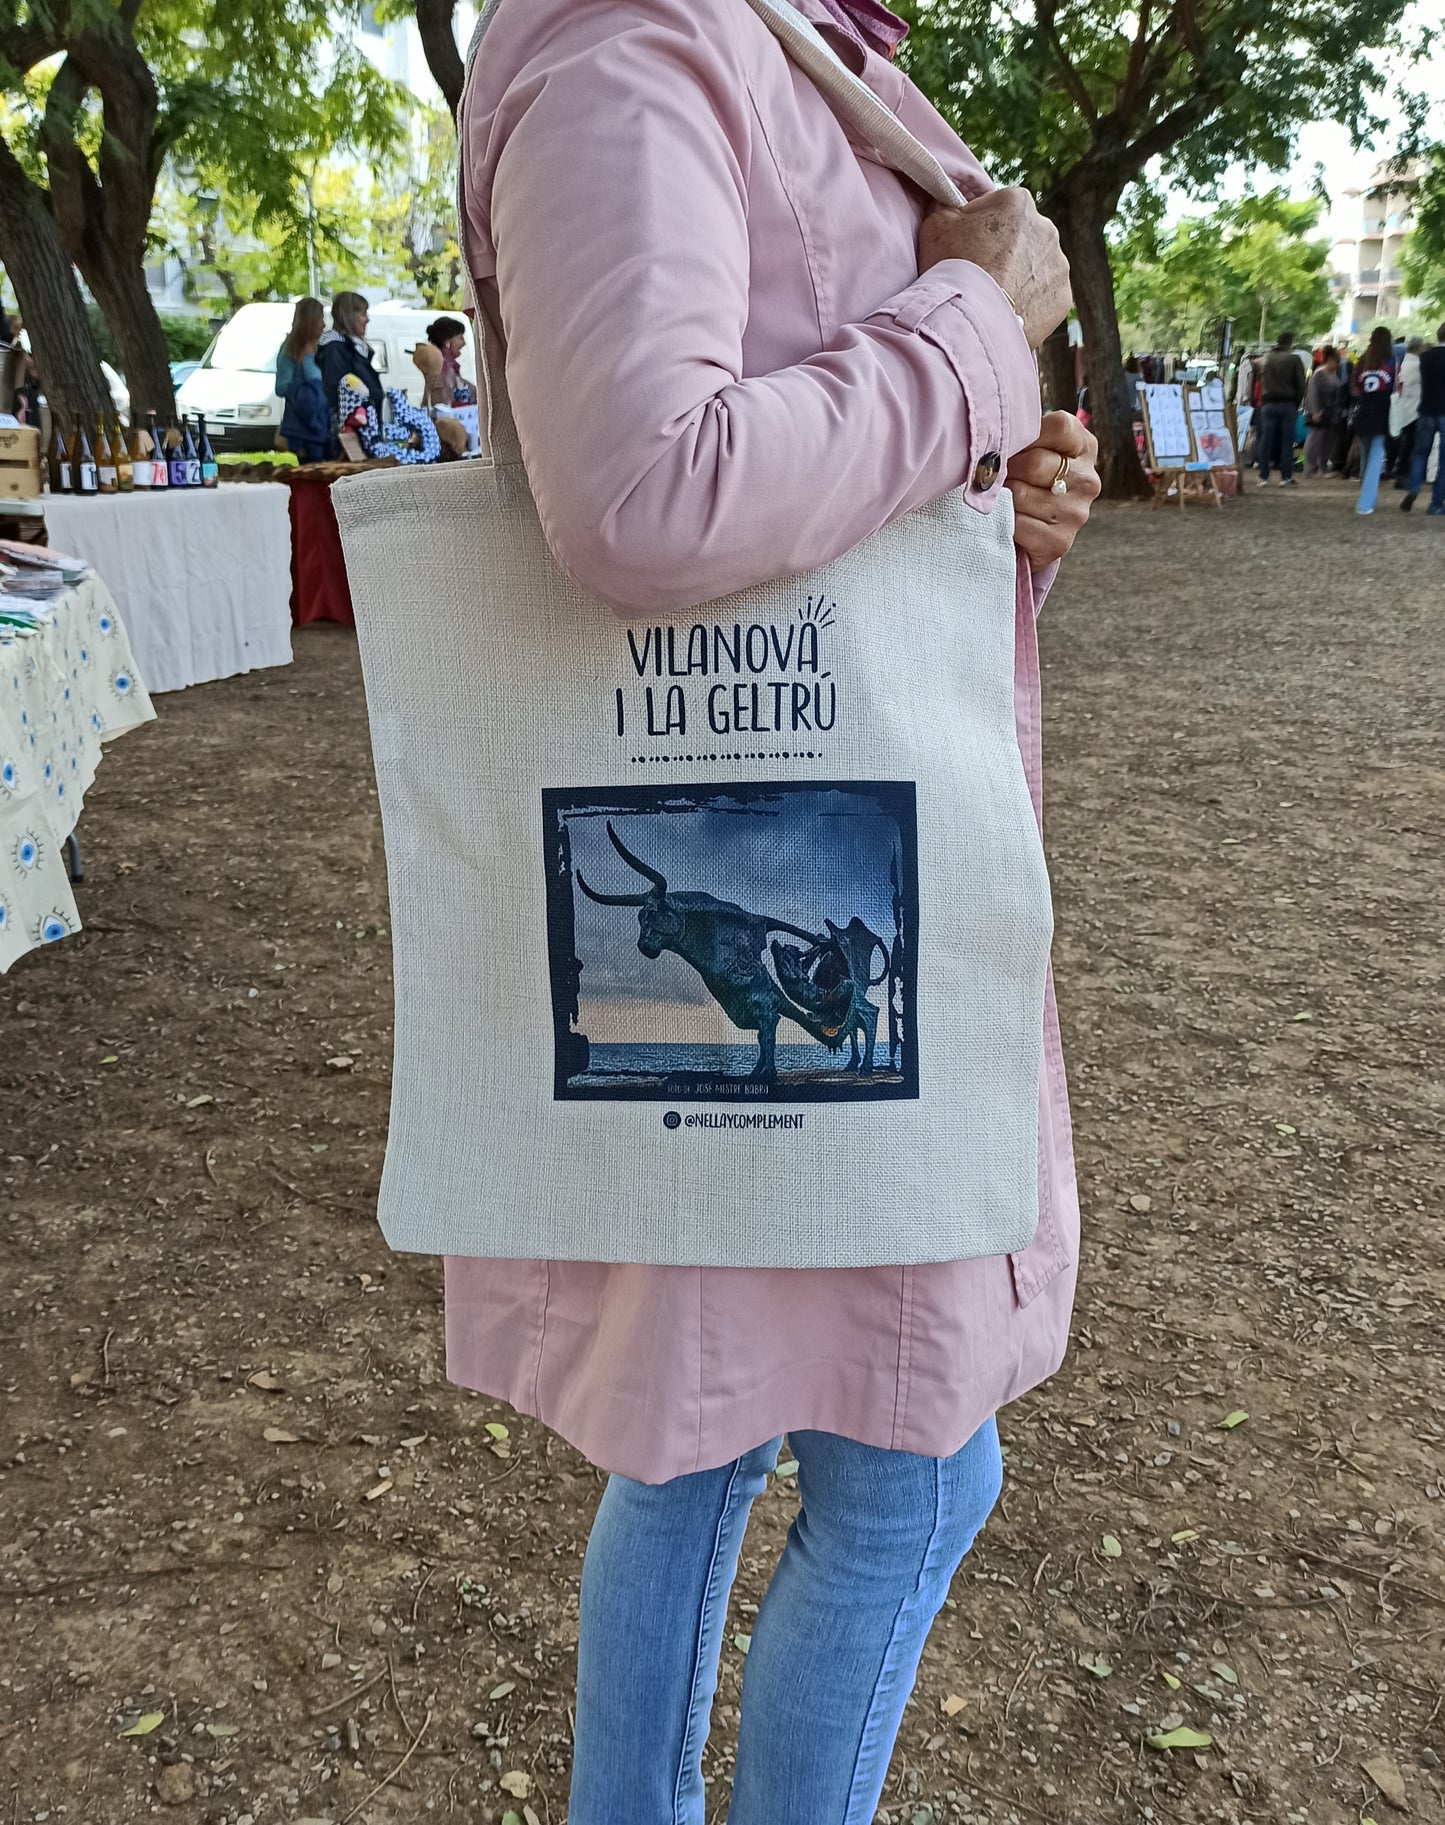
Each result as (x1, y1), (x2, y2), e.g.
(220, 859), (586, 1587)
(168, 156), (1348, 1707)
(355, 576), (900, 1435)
(334, 0), (1054, 1270)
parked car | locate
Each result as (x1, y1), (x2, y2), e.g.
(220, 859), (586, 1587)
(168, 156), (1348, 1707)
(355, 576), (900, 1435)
(170, 359), (202, 389)
(176, 299), (438, 452)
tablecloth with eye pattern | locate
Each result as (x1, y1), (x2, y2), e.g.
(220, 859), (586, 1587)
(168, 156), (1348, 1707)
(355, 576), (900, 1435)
(0, 572), (154, 972)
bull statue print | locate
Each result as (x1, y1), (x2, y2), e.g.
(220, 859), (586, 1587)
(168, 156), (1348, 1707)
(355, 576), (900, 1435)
(574, 821), (874, 1079)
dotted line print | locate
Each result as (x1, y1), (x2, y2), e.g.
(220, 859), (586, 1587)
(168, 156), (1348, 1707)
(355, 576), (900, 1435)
(630, 750), (824, 764)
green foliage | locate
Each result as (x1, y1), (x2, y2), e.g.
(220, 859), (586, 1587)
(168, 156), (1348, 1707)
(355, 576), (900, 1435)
(895, 0), (1410, 210)
(1401, 145), (1445, 313)
(1113, 191), (1335, 350)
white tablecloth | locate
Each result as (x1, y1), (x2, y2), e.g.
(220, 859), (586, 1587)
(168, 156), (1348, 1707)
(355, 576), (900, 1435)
(1, 573), (155, 971)
(44, 487), (293, 694)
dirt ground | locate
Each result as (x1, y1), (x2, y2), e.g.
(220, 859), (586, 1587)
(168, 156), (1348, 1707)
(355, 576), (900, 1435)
(3, 477), (1444, 1825)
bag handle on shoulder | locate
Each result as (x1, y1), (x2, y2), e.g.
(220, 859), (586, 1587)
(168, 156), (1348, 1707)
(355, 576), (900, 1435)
(459, 0), (966, 465)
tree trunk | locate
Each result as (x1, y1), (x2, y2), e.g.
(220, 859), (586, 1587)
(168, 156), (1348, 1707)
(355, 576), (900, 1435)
(416, 0), (465, 115)
(0, 137), (110, 425)
(1053, 197), (1151, 501)
(1039, 319), (1076, 416)
(84, 247), (175, 420)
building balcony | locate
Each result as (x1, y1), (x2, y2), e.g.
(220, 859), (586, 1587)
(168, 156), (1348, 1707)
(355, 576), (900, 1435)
(1357, 267), (1381, 283)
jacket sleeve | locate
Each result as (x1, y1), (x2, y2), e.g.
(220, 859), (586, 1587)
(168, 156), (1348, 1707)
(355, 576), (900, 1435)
(477, 0), (1039, 617)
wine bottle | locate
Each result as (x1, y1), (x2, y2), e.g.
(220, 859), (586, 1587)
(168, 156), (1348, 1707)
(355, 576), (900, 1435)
(181, 417), (202, 489)
(167, 420), (189, 490)
(49, 423), (72, 494)
(95, 415), (117, 494)
(146, 412), (168, 490)
(113, 416), (134, 492)
(197, 415), (219, 488)
(130, 417), (152, 490)
(74, 417), (98, 496)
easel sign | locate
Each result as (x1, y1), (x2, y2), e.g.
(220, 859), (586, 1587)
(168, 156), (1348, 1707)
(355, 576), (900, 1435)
(1185, 381), (1237, 469)
(1140, 384), (1222, 510)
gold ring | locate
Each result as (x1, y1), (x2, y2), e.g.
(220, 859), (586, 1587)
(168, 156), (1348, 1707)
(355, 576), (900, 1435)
(1050, 454), (1071, 495)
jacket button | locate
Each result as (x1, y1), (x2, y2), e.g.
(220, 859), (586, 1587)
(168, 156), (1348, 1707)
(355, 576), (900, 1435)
(972, 451), (1002, 490)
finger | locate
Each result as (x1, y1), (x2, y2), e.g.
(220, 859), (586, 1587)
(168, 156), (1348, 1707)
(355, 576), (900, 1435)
(1028, 411), (1095, 458)
(1011, 518), (1071, 569)
(1007, 480), (1091, 525)
(1007, 447), (1076, 490)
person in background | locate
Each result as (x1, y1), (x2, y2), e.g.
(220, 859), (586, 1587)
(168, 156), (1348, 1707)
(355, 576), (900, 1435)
(1331, 347), (1357, 477)
(424, 315), (473, 407)
(1400, 320), (1445, 515)
(1301, 346), (1340, 476)
(275, 296), (330, 464)
(1121, 353), (1143, 419)
(1389, 336), (1423, 490)
(1351, 325), (1395, 515)
(317, 293), (385, 455)
(1256, 329), (1307, 486)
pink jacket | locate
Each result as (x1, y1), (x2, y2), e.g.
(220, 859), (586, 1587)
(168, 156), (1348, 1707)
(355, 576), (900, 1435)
(444, 0), (1079, 1483)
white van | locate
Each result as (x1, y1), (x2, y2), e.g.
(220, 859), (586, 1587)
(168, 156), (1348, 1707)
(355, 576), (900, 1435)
(176, 298), (442, 452)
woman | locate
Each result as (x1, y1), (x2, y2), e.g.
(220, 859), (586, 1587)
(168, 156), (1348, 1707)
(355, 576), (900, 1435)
(274, 297), (329, 464)
(1301, 344), (1339, 476)
(1351, 325), (1395, 515)
(316, 292), (383, 453)
(450, 1), (1096, 1818)
(1390, 336), (1423, 489)
(423, 314), (471, 407)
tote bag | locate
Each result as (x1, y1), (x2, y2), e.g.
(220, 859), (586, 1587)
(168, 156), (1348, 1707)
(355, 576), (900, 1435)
(334, 0), (1054, 1270)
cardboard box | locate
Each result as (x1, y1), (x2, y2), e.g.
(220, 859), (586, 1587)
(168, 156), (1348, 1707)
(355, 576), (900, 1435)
(0, 425), (42, 500)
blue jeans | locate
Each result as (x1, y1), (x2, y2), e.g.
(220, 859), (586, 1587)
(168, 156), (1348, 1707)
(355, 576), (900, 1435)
(570, 1419), (1003, 1824)
(1356, 433), (1387, 513)
(1406, 412), (1445, 510)
(1257, 401), (1297, 480)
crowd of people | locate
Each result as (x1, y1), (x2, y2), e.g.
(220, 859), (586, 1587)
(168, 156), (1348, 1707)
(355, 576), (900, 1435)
(273, 292), (475, 466)
(1234, 322), (1445, 517)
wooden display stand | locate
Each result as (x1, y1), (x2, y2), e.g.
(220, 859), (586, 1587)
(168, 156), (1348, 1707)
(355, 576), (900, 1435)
(1140, 385), (1223, 511)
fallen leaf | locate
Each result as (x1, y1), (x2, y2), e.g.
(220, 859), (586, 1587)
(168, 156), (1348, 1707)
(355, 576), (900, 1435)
(1290, 1011), (1313, 1021)
(1210, 1660), (1238, 1685)
(186, 1093), (214, 1108)
(263, 1427), (299, 1444)
(489, 1441), (512, 1459)
(101, 1054), (118, 1065)
(1128, 1193), (1152, 1212)
(1275, 1122), (1297, 1135)
(365, 1478), (393, 1501)
(120, 1711), (166, 1737)
(490, 1681), (517, 1701)
(1218, 1410), (1249, 1430)
(524, 1808), (542, 1825)
(248, 1370), (284, 1391)
(942, 1694), (967, 1717)
(1145, 1727), (1213, 1752)
(1100, 1534), (1123, 1558)
(1361, 1753), (1407, 1811)
(1170, 1529), (1200, 1544)
(485, 1422), (510, 1441)
(1079, 1654), (1113, 1679)
(399, 1434), (427, 1450)
(204, 1723), (240, 1739)
(326, 1055), (354, 1070)
(733, 1632), (752, 1655)
(501, 1814), (524, 1825)
(1160, 1671), (1182, 1690)
(774, 1459), (800, 1479)
(499, 1771), (531, 1799)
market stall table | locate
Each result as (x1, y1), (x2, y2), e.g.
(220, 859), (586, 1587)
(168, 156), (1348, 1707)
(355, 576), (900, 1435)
(43, 486), (293, 694)
(1, 571), (154, 971)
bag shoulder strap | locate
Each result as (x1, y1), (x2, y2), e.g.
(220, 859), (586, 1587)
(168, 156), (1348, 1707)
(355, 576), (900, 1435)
(738, 0), (964, 209)
(461, 0), (965, 465)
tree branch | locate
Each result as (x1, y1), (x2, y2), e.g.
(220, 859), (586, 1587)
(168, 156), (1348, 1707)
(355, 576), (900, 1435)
(1117, 0), (1153, 118)
(1035, 0), (1098, 127)
(414, 0), (464, 116)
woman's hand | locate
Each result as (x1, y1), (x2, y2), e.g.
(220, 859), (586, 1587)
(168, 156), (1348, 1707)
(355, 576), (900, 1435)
(918, 192), (1071, 352)
(1006, 411), (1100, 569)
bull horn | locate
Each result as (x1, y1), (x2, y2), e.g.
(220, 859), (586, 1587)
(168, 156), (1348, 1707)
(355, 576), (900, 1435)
(575, 869), (649, 908)
(606, 821), (667, 893)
